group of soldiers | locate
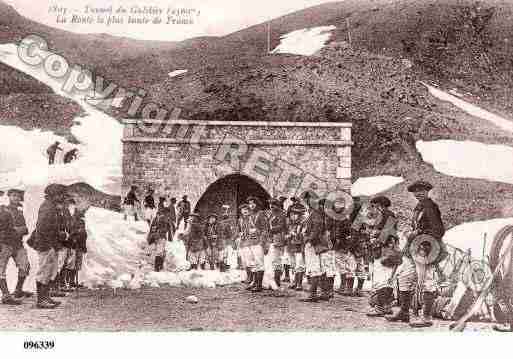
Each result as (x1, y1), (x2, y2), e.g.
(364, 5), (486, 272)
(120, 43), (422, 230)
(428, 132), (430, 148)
(173, 179), (446, 328)
(0, 184), (89, 309)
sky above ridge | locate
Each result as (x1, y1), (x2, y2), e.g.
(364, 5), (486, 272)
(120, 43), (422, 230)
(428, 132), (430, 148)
(6, 0), (335, 41)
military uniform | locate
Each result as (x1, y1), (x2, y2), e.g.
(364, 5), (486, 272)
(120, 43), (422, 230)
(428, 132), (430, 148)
(268, 200), (287, 288)
(301, 205), (332, 302)
(286, 205), (306, 290)
(326, 215), (352, 294)
(204, 216), (222, 270)
(0, 192), (30, 304)
(65, 209), (88, 286)
(218, 214), (235, 271)
(245, 197), (269, 292)
(148, 210), (171, 272)
(183, 214), (206, 269)
(238, 206), (256, 283)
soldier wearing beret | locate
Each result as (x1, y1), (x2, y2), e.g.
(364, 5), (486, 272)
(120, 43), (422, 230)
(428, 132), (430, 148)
(0, 188), (30, 305)
(268, 199), (287, 289)
(388, 180), (445, 327)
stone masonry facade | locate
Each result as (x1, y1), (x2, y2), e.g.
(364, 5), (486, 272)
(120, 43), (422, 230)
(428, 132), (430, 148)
(122, 120), (352, 209)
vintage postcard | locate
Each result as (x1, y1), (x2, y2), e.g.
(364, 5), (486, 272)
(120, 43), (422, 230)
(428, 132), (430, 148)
(1, 0), (513, 350)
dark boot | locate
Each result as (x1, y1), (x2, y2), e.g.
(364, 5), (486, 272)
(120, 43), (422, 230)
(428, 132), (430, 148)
(319, 274), (330, 301)
(283, 265), (291, 283)
(251, 271), (264, 292)
(274, 270), (282, 288)
(410, 291), (435, 328)
(13, 275), (33, 298)
(0, 279), (22, 305)
(343, 277), (355, 296)
(43, 283), (61, 307)
(336, 274), (347, 295)
(289, 272), (299, 289)
(386, 291), (411, 323)
(300, 275), (319, 302)
(36, 282), (57, 309)
(210, 263), (215, 270)
(354, 278), (365, 297)
(296, 272), (304, 291)
(246, 272), (256, 290)
(245, 269), (253, 284)
(200, 263), (206, 270)
(190, 264), (198, 270)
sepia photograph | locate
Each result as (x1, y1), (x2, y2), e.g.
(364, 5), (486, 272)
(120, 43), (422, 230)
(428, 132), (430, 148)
(1, 0), (513, 351)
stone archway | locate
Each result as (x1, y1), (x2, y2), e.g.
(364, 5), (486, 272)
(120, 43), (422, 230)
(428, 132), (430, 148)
(194, 174), (271, 219)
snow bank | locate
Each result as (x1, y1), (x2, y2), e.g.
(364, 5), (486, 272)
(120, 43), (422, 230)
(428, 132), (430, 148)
(271, 26), (336, 56)
(351, 176), (404, 197)
(168, 69), (188, 78)
(422, 82), (513, 133)
(417, 140), (513, 185)
(0, 43), (122, 194)
(443, 217), (513, 259)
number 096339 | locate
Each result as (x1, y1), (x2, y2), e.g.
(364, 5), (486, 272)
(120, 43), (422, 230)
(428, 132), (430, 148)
(23, 341), (55, 350)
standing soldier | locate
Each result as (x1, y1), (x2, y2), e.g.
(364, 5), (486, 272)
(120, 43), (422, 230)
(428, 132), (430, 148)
(147, 205), (171, 272)
(286, 203), (306, 291)
(387, 180), (445, 327)
(238, 203), (255, 284)
(218, 206), (235, 272)
(364, 196), (400, 317)
(0, 188), (31, 305)
(168, 198), (177, 241)
(123, 185), (139, 221)
(326, 200), (352, 295)
(143, 188), (156, 226)
(31, 183), (68, 309)
(46, 141), (63, 165)
(183, 213), (206, 270)
(246, 196), (269, 293)
(204, 214), (221, 270)
(65, 193), (90, 288)
(176, 195), (191, 230)
(300, 192), (332, 302)
(318, 199), (337, 300)
(268, 199), (287, 289)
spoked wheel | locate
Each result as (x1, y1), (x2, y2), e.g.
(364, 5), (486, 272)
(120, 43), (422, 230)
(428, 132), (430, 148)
(489, 225), (513, 325)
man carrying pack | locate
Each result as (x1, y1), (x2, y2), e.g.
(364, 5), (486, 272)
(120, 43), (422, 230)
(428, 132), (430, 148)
(47, 141), (63, 165)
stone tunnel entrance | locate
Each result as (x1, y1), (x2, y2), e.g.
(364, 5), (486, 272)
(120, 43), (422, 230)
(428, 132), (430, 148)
(194, 174), (270, 220)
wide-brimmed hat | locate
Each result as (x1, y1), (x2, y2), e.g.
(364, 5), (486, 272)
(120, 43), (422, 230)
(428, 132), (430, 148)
(206, 213), (218, 220)
(370, 195), (392, 208)
(239, 203), (250, 211)
(407, 180), (433, 193)
(409, 234), (441, 265)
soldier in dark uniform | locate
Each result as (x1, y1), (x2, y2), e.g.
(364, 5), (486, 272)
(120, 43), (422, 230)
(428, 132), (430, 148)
(182, 213), (206, 270)
(46, 141), (63, 165)
(286, 204), (306, 290)
(218, 207), (236, 272)
(147, 206), (171, 272)
(245, 196), (269, 293)
(388, 180), (445, 327)
(0, 188), (30, 305)
(204, 214), (221, 270)
(268, 199), (287, 289)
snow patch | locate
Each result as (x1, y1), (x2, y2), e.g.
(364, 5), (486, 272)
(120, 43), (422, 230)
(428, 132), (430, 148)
(168, 69), (188, 78)
(417, 140), (513, 185)
(422, 82), (513, 133)
(352, 176), (404, 197)
(271, 26), (336, 56)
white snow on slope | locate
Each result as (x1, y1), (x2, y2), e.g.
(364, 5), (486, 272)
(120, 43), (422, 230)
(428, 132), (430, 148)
(422, 82), (513, 133)
(416, 140), (513, 185)
(271, 25), (336, 56)
(168, 69), (188, 78)
(352, 176), (404, 196)
(0, 43), (122, 193)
